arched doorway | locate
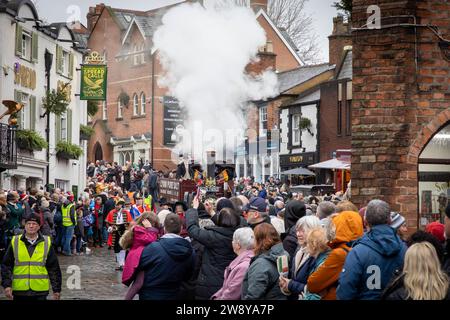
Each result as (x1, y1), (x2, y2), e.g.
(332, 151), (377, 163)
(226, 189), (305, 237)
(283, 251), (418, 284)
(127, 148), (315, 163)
(94, 142), (103, 161)
(418, 122), (450, 226)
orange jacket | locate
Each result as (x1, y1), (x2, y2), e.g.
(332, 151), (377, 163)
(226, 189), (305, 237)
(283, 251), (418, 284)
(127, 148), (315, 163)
(307, 211), (364, 300)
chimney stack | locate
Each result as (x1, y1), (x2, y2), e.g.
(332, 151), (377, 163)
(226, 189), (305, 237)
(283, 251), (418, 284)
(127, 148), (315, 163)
(328, 15), (352, 67)
(87, 3), (105, 32)
(250, 0), (268, 13)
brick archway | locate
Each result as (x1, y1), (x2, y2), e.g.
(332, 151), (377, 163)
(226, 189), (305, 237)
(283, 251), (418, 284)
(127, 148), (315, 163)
(409, 108), (450, 160)
(404, 108), (450, 228)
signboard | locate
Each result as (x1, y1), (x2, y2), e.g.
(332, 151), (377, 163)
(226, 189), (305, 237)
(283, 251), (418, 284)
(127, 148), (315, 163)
(163, 96), (184, 146)
(80, 65), (107, 100)
(14, 63), (36, 90)
(280, 152), (316, 169)
(159, 178), (181, 203)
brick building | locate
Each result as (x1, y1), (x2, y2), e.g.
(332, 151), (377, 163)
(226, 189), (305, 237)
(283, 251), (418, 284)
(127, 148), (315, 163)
(351, 0), (450, 229)
(86, 0), (302, 172)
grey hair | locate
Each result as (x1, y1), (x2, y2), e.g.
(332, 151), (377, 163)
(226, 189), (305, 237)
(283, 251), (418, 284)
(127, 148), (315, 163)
(365, 199), (391, 226)
(316, 201), (337, 220)
(274, 200), (284, 209)
(233, 227), (255, 250)
(295, 215), (321, 234)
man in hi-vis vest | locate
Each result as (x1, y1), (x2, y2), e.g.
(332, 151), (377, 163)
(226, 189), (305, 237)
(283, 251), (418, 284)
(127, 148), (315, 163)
(61, 198), (76, 256)
(1, 214), (62, 300)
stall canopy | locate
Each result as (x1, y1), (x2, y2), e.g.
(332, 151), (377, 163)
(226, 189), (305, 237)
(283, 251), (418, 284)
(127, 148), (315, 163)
(308, 158), (350, 170)
(280, 167), (316, 176)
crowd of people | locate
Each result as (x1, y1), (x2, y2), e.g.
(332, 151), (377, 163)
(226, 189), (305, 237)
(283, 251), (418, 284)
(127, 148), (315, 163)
(0, 160), (450, 301)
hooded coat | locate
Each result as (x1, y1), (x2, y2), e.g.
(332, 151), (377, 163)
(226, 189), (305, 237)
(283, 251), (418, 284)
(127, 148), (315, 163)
(242, 243), (288, 300)
(336, 224), (407, 300)
(307, 211), (364, 300)
(186, 208), (238, 300)
(282, 200), (306, 258)
(122, 226), (159, 286)
(138, 235), (195, 300)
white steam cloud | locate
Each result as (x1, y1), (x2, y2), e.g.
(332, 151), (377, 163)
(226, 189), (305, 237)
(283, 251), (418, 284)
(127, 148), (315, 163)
(153, 1), (279, 165)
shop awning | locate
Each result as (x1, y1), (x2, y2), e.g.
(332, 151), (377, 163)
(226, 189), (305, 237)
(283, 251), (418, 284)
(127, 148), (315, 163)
(280, 167), (316, 176)
(308, 158), (350, 170)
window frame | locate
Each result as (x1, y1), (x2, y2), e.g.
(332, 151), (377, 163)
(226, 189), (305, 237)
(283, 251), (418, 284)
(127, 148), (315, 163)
(140, 92), (146, 115)
(21, 30), (32, 61)
(133, 93), (139, 116)
(259, 105), (268, 136)
(117, 99), (123, 119)
(133, 44), (139, 66)
(292, 113), (301, 146)
(19, 93), (29, 129)
(102, 101), (107, 120)
(60, 112), (68, 142)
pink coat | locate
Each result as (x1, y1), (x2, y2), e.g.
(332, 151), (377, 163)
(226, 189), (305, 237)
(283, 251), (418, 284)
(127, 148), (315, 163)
(122, 226), (159, 286)
(211, 250), (254, 300)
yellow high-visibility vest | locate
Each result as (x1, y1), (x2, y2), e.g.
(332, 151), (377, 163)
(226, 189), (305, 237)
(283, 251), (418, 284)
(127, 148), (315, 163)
(11, 235), (51, 292)
(62, 204), (74, 227)
(144, 195), (152, 211)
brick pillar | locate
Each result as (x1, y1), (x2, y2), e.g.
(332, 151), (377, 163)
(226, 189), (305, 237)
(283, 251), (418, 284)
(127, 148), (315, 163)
(352, 0), (450, 230)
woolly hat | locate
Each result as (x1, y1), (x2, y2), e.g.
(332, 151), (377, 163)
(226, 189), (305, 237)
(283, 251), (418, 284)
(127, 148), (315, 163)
(425, 221), (445, 243)
(25, 214), (41, 225)
(390, 212), (406, 230)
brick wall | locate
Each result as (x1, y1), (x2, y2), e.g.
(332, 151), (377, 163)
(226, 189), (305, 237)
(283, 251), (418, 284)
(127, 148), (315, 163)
(328, 16), (352, 67)
(256, 14), (301, 72)
(86, 8), (174, 171)
(351, 0), (450, 230)
(319, 80), (352, 162)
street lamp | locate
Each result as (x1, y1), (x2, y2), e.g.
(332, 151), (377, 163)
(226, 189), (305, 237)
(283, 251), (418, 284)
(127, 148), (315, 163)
(44, 49), (53, 192)
(151, 48), (156, 169)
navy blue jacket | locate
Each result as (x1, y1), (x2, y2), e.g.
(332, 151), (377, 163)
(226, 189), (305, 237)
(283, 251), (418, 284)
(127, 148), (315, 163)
(336, 224), (407, 300)
(287, 255), (315, 299)
(138, 236), (195, 300)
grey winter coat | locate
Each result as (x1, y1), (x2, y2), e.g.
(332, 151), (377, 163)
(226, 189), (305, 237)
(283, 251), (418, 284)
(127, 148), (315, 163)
(241, 243), (288, 300)
(39, 207), (54, 236)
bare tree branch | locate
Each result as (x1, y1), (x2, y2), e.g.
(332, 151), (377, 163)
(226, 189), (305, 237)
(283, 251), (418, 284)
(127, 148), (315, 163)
(268, 0), (321, 64)
(214, 0), (321, 63)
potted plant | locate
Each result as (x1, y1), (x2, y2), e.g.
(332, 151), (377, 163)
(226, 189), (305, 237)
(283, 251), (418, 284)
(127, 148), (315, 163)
(41, 86), (70, 117)
(16, 129), (48, 152)
(56, 140), (83, 160)
(118, 91), (130, 107)
(80, 125), (95, 140)
(87, 100), (99, 117)
(299, 117), (314, 136)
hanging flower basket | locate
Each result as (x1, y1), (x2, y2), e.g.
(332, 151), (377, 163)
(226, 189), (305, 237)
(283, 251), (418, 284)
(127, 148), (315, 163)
(87, 101), (99, 117)
(80, 125), (95, 141)
(299, 117), (314, 136)
(56, 141), (83, 160)
(16, 129), (48, 152)
(42, 87), (70, 116)
(119, 91), (130, 107)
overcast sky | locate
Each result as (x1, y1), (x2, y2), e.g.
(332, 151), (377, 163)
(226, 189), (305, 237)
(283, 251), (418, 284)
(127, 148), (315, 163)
(32, 0), (338, 62)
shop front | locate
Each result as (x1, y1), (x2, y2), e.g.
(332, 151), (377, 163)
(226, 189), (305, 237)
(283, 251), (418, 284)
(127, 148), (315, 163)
(279, 152), (317, 185)
(418, 122), (450, 226)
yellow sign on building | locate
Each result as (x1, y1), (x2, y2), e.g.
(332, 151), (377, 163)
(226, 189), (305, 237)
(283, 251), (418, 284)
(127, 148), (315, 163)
(14, 63), (36, 90)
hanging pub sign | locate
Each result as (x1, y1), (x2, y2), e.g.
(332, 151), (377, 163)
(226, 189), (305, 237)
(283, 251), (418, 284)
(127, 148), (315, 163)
(80, 51), (107, 101)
